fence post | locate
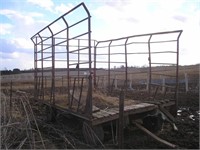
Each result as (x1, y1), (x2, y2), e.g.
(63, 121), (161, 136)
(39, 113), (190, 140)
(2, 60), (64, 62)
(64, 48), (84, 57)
(146, 74), (149, 91)
(103, 76), (106, 90)
(62, 76), (64, 87)
(46, 76), (48, 88)
(129, 74), (133, 90)
(10, 80), (13, 117)
(114, 75), (118, 89)
(184, 73), (188, 92)
(162, 76), (166, 93)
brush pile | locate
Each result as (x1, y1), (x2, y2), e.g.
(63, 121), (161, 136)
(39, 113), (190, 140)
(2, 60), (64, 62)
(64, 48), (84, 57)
(0, 89), (96, 149)
(1, 90), (45, 149)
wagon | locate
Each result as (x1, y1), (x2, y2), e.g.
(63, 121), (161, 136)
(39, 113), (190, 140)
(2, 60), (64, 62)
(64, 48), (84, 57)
(31, 2), (182, 144)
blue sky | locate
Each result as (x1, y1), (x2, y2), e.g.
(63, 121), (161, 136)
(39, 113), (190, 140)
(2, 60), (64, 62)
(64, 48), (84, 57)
(0, 0), (200, 70)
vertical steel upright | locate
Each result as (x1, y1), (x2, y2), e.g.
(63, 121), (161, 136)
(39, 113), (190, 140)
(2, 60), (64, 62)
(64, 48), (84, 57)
(148, 35), (152, 94)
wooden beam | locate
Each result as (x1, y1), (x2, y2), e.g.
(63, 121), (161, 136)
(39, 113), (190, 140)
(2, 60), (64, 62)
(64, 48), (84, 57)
(133, 121), (177, 149)
(159, 106), (175, 122)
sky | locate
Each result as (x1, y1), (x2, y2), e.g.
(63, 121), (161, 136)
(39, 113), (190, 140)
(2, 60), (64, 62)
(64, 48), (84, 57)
(0, 0), (200, 70)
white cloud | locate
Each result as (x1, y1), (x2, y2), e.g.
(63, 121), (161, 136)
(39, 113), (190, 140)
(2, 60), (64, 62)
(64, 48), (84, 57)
(0, 9), (35, 25)
(27, 0), (54, 11)
(55, 3), (74, 14)
(1, 0), (199, 70)
(92, 0), (200, 66)
(0, 23), (13, 35)
(29, 12), (44, 18)
(93, 0), (189, 38)
(11, 38), (33, 49)
(11, 52), (20, 59)
(0, 51), (33, 70)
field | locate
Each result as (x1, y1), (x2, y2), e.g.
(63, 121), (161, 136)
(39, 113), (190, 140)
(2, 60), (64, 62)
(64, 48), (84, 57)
(0, 64), (199, 149)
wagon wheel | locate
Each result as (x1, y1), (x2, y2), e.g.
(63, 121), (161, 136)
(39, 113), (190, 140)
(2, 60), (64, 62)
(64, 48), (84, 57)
(82, 122), (104, 146)
(142, 114), (163, 133)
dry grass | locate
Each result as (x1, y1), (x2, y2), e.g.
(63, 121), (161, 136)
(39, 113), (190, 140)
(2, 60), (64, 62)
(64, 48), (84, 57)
(0, 90), (45, 149)
(0, 89), (91, 149)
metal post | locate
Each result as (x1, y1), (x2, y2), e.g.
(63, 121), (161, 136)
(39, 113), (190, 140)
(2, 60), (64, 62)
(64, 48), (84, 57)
(175, 31), (182, 112)
(78, 39), (80, 87)
(118, 90), (124, 149)
(124, 38), (129, 92)
(41, 38), (44, 101)
(87, 9), (92, 119)
(52, 37), (55, 105)
(146, 71), (149, 91)
(108, 41), (112, 92)
(93, 40), (97, 88)
(148, 35), (152, 95)
(34, 37), (38, 99)
(61, 16), (70, 107)
(67, 29), (70, 107)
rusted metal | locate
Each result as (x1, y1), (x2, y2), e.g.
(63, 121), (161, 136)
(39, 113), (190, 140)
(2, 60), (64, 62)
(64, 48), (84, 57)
(175, 31), (183, 112)
(124, 38), (129, 92)
(31, 2), (183, 138)
(118, 91), (125, 148)
(108, 41), (112, 92)
(148, 35), (152, 94)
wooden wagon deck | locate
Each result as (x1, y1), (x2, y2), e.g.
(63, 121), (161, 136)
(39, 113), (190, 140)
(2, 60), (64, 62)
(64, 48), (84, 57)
(92, 102), (156, 125)
(41, 91), (175, 126)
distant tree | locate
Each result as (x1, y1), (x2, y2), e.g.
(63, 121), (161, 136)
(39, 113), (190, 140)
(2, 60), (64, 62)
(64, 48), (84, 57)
(120, 65), (125, 68)
(13, 68), (20, 74)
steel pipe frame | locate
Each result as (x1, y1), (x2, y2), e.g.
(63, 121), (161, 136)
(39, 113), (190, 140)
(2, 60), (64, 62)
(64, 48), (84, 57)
(94, 30), (183, 108)
(31, 3), (92, 119)
(31, 2), (182, 121)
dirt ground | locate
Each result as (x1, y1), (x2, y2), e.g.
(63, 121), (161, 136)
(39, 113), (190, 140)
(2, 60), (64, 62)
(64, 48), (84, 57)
(120, 92), (199, 149)
(1, 88), (199, 149)
(27, 91), (199, 149)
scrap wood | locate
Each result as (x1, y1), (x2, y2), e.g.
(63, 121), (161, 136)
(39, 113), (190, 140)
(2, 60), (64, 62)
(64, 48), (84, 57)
(158, 106), (178, 131)
(132, 121), (177, 149)
(82, 122), (105, 148)
(158, 106), (175, 122)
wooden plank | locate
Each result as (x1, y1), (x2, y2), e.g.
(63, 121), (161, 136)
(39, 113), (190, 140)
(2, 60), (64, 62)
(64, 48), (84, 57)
(161, 101), (175, 107)
(92, 103), (157, 126)
(124, 103), (157, 116)
(92, 111), (105, 118)
(92, 106), (100, 113)
(133, 121), (177, 149)
(109, 108), (119, 113)
(92, 113), (119, 126)
(92, 113), (103, 119)
(144, 101), (161, 105)
(103, 110), (116, 115)
(92, 110), (110, 119)
(159, 106), (175, 122)
(100, 110), (112, 117)
(124, 105), (133, 111)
